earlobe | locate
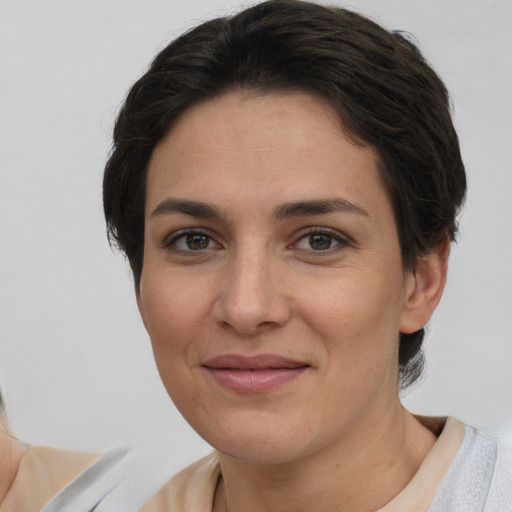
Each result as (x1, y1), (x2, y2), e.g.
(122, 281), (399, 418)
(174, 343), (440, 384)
(399, 237), (450, 334)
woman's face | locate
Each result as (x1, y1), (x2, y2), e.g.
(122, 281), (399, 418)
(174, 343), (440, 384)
(138, 91), (419, 463)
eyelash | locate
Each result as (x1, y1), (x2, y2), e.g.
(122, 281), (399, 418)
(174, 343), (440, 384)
(163, 227), (351, 256)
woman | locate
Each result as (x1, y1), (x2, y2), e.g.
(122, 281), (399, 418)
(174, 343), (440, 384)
(103, 0), (511, 509)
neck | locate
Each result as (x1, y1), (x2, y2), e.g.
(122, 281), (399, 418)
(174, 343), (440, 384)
(214, 404), (437, 512)
(0, 422), (25, 504)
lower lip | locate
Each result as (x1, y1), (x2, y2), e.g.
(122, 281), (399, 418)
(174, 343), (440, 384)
(205, 367), (309, 393)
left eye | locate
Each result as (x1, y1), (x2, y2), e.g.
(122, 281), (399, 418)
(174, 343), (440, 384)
(295, 231), (345, 251)
(170, 232), (218, 251)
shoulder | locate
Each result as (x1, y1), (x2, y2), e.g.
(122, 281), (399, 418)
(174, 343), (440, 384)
(140, 452), (220, 512)
(429, 424), (512, 512)
(1, 444), (103, 512)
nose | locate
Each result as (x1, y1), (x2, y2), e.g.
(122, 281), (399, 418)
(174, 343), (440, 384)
(213, 248), (292, 335)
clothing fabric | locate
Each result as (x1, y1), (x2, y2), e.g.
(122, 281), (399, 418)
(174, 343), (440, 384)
(41, 447), (133, 512)
(0, 442), (180, 512)
(87, 445), (184, 512)
(0, 445), (101, 512)
(428, 425), (512, 511)
(0, 444), (150, 512)
(140, 417), (512, 511)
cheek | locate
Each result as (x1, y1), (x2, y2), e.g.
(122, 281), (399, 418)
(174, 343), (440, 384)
(297, 270), (405, 382)
(301, 272), (404, 336)
(138, 276), (211, 412)
(138, 272), (212, 366)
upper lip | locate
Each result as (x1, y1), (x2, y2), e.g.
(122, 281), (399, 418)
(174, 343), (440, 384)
(202, 354), (309, 370)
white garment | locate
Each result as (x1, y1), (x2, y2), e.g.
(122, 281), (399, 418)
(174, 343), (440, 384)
(428, 425), (512, 511)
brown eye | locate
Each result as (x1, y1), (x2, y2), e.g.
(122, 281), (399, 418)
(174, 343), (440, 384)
(185, 233), (210, 250)
(294, 229), (349, 253)
(308, 233), (333, 250)
(168, 231), (220, 252)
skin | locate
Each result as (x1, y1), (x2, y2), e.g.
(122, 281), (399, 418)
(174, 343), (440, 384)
(138, 91), (448, 511)
(0, 420), (24, 504)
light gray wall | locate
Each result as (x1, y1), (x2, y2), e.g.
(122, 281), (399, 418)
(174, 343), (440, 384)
(1, 0), (511, 475)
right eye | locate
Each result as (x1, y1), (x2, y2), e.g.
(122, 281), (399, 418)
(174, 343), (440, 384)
(166, 230), (221, 252)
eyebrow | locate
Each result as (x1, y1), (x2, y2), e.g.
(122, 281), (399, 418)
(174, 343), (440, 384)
(272, 198), (369, 221)
(150, 197), (369, 221)
(150, 199), (223, 219)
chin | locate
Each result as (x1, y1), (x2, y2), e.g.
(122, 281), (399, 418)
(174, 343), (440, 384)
(216, 436), (307, 465)
(191, 409), (323, 465)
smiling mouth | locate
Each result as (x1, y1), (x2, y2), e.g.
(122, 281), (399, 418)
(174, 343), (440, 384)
(202, 354), (310, 393)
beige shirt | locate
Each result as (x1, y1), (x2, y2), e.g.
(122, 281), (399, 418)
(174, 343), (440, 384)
(141, 417), (466, 512)
(0, 445), (101, 512)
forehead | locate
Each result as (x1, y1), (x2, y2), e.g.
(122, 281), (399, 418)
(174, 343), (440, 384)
(145, 91), (388, 220)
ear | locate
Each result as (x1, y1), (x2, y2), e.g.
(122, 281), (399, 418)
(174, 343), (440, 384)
(399, 237), (450, 334)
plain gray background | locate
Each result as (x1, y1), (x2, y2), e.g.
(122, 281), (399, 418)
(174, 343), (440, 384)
(1, 0), (511, 475)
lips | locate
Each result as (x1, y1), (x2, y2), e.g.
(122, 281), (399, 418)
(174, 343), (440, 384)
(202, 354), (310, 393)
